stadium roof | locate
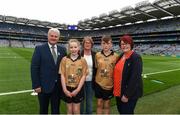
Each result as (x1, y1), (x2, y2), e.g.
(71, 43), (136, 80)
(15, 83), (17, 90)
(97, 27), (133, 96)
(0, 15), (67, 29)
(0, 0), (180, 30)
(78, 0), (180, 30)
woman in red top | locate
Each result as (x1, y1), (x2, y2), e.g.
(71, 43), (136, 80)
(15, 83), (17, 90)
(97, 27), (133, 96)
(113, 35), (143, 114)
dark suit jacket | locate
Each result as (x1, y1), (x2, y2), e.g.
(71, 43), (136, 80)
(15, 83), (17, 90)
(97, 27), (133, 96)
(31, 43), (66, 93)
(117, 52), (143, 99)
(81, 50), (96, 89)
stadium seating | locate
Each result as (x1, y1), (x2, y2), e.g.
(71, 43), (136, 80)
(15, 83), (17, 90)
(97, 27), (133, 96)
(0, 17), (179, 56)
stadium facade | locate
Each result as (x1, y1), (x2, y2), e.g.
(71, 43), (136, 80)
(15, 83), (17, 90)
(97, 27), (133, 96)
(0, 0), (180, 56)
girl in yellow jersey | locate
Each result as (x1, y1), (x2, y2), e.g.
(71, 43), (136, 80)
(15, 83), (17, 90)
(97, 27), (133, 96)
(95, 35), (119, 114)
(59, 39), (88, 114)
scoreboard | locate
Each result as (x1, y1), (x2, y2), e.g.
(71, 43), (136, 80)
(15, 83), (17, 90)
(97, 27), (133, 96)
(67, 25), (78, 30)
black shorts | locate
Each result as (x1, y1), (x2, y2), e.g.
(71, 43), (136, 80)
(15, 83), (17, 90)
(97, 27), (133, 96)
(94, 82), (113, 100)
(62, 86), (84, 103)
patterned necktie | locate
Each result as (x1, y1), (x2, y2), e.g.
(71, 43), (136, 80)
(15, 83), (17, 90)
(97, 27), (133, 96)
(51, 45), (57, 64)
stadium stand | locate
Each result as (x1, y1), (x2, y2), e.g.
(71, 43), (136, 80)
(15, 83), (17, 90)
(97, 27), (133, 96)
(0, 0), (179, 56)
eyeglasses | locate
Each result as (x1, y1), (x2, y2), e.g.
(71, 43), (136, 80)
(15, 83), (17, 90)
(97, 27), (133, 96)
(84, 41), (91, 44)
(120, 43), (129, 46)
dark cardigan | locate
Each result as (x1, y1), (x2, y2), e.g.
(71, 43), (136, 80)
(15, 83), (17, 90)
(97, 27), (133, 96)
(117, 52), (143, 99)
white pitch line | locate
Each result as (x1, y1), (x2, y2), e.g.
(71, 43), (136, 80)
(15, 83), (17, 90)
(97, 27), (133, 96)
(1, 69), (180, 96)
(0, 90), (33, 96)
(0, 57), (22, 59)
(151, 80), (164, 84)
(144, 68), (180, 76)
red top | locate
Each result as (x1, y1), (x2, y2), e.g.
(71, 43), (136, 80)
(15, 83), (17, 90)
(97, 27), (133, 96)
(113, 51), (133, 97)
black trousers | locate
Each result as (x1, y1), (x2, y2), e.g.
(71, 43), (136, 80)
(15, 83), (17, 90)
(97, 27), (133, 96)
(116, 97), (138, 114)
(38, 83), (61, 114)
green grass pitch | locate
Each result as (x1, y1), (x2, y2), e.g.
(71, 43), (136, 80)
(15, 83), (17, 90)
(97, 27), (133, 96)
(0, 47), (179, 114)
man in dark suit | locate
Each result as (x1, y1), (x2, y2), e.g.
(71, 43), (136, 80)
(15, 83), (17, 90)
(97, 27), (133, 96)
(31, 28), (66, 114)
